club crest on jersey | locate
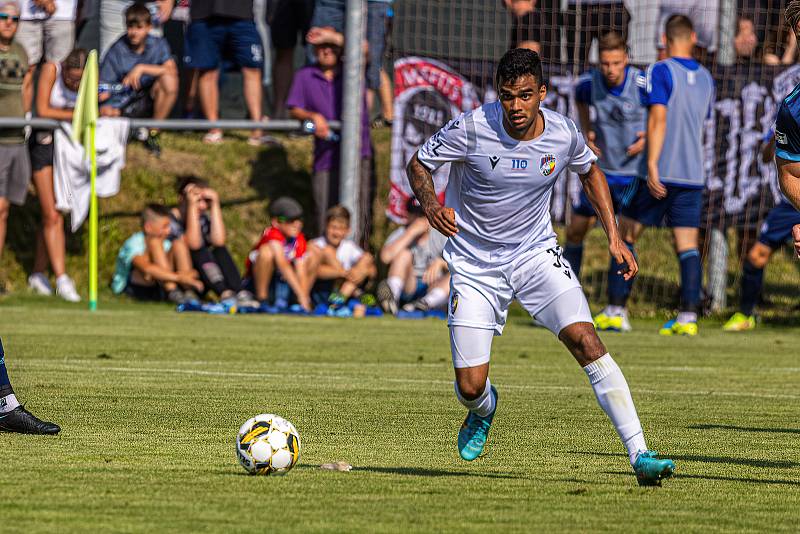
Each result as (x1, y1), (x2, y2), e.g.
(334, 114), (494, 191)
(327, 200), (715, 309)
(539, 153), (556, 176)
(450, 292), (459, 316)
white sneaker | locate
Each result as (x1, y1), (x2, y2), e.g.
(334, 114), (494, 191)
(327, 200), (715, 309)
(55, 274), (81, 302)
(28, 273), (53, 296)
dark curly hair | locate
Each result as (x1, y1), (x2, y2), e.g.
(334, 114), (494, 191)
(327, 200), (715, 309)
(495, 48), (544, 89)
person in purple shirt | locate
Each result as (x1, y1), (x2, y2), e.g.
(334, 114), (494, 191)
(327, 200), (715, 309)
(286, 27), (372, 242)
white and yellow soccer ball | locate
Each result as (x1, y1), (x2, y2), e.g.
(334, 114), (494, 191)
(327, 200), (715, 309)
(236, 414), (301, 475)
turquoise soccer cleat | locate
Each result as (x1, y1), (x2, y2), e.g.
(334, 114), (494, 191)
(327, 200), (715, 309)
(633, 450), (676, 486)
(457, 386), (498, 461)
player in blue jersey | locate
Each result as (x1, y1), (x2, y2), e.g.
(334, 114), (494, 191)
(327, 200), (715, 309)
(773, 1), (800, 257)
(562, 31), (646, 333)
(0, 338), (60, 434)
(725, 3), (800, 329)
(596, 15), (715, 336)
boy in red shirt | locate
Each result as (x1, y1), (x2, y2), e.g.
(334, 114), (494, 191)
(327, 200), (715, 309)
(245, 197), (313, 311)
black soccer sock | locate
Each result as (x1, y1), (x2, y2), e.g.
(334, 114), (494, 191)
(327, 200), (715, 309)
(739, 260), (764, 316)
(678, 249), (701, 314)
(607, 241), (636, 307)
(563, 242), (584, 278)
(190, 246), (227, 296)
(212, 246), (243, 291)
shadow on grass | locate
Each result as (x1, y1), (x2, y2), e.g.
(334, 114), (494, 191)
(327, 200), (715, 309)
(349, 465), (521, 479)
(689, 424), (800, 435)
(572, 450), (798, 469)
(603, 471), (800, 487)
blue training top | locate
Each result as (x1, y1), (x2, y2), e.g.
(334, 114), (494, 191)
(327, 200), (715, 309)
(640, 57), (715, 188)
(576, 65), (646, 185)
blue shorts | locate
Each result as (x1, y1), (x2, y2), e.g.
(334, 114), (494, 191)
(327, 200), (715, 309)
(184, 18), (263, 70)
(758, 201), (800, 249)
(572, 181), (635, 217)
(621, 180), (703, 228)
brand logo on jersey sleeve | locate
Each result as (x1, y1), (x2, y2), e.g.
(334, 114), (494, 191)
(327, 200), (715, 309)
(539, 153), (557, 176)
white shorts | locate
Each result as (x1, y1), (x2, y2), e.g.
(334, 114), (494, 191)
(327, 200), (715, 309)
(447, 246), (593, 368)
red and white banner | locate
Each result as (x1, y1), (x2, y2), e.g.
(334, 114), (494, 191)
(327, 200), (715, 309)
(387, 57), (480, 223)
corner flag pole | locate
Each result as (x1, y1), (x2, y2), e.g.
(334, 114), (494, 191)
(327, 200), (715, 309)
(72, 49), (99, 311)
(88, 119), (98, 311)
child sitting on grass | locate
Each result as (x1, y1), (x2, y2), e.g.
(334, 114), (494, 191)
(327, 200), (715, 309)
(377, 199), (450, 315)
(307, 205), (377, 307)
(244, 197), (313, 312)
(111, 204), (203, 303)
(169, 176), (257, 307)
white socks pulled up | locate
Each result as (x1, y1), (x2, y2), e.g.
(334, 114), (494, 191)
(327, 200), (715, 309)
(584, 354), (647, 465)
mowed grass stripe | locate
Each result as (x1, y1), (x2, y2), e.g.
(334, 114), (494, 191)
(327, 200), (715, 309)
(13, 360), (800, 401)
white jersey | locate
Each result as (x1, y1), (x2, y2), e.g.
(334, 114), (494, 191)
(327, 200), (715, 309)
(417, 102), (596, 265)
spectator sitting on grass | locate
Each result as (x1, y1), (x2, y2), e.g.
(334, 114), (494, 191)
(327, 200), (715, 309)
(376, 199), (450, 315)
(99, 3), (178, 156)
(243, 197), (313, 312)
(306, 205), (377, 307)
(111, 203), (203, 303)
(170, 176), (258, 307)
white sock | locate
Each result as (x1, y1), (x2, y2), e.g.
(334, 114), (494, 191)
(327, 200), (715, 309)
(454, 378), (495, 418)
(386, 276), (404, 300)
(0, 393), (20, 413)
(676, 311), (697, 323)
(583, 354), (647, 465)
(421, 287), (448, 308)
(606, 305), (626, 317)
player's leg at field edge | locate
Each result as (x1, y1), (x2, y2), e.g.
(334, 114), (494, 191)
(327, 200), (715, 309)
(563, 214), (595, 278)
(739, 242), (771, 316)
(559, 322), (648, 465)
(607, 216), (642, 309)
(673, 227), (701, 321)
(0, 339), (19, 413)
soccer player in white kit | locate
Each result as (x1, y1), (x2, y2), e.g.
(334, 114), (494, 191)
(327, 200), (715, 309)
(406, 48), (675, 486)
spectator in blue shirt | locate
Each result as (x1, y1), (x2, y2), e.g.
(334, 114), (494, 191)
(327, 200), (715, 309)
(100, 3), (177, 155)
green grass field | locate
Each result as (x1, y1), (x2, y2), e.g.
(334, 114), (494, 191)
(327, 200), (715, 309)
(1, 298), (798, 532)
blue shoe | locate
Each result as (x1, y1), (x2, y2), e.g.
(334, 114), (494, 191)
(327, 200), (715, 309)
(457, 386), (498, 461)
(633, 450), (675, 486)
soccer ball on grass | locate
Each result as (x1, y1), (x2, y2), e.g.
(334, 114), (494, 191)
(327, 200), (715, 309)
(236, 414), (300, 475)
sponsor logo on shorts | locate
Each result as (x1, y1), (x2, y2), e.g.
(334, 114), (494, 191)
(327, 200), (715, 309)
(450, 292), (459, 316)
(540, 153), (556, 176)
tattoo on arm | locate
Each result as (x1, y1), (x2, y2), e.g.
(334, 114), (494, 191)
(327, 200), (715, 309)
(407, 152), (441, 214)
